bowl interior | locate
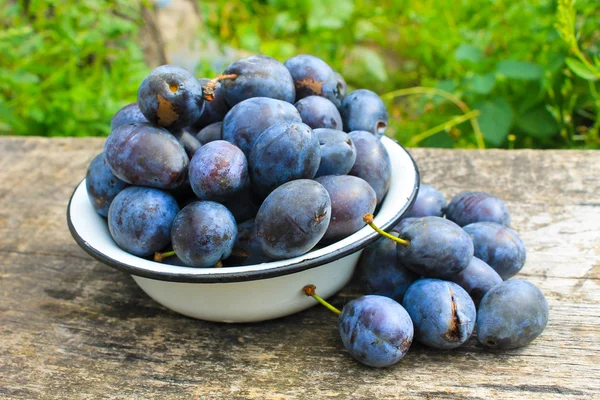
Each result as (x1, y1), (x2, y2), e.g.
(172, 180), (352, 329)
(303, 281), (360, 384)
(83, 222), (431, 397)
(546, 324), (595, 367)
(67, 136), (419, 282)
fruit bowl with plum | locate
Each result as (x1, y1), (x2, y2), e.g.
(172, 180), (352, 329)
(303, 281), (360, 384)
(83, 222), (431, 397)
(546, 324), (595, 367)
(67, 56), (419, 323)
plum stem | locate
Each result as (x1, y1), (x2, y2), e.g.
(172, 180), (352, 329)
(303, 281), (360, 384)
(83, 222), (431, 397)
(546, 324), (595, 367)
(363, 214), (410, 246)
(303, 285), (341, 315)
(154, 250), (175, 262)
(202, 74), (238, 101)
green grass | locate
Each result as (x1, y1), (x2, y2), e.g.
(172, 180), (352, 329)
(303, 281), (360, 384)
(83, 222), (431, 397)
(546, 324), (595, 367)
(1, 0), (598, 149)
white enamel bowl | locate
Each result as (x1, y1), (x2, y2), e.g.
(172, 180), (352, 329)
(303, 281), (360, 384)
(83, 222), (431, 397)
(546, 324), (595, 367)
(67, 136), (419, 323)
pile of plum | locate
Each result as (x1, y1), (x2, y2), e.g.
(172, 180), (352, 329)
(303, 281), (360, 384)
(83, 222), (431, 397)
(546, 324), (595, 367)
(309, 187), (549, 368)
(86, 54), (391, 267)
(84, 53), (548, 369)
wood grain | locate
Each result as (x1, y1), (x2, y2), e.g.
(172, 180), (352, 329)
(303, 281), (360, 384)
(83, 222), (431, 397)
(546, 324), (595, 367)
(0, 137), (599, 400)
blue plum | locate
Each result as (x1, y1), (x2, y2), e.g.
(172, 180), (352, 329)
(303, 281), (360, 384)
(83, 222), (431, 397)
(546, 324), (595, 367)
(445, 191), (511, 227)
(295, 96), (343, 130)
(221, 185), (261, 223)
(225, 219), (272, 266)
(463, 222), (526, 280)
(315, 175), (377, 242)
(338, 295), (413, 368)
(110, 103), (147, 130)
(314, 129), (356, 178)
(86, 152), (130, 217)
(255, 180), (331, 259)
(249, 122), (320, 198)
(402, 279), (476, 349)
(396, 216), (474, 278)
(173, 129), (202, 158)
(477, 280), (549, 349)
(349, 131), (392, 206)
(394, 217), (418, 232)
(334, 71), (348, 97)
(405, 184), (447, 218)
(194, 121), (222, 145)
(189, 140), (248, 202)
(189, 78), (229, 130)
(104, 122), (189, 189)
(222, 97), (301, 157)
(171, 201), (237, 267)
(108, 186), (179, 257)
(354, 231), (418, 303)
(137, 65), (204, 131)
(220, 55), (295, 106)
(340, 89), (388, 137)
(284, 55), (343, 107)
(449, 256), (503, 307)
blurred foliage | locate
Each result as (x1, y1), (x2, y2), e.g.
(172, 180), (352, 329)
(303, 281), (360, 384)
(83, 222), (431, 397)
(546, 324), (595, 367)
(197, 0), (600, 149)
(0, 0), (149, 137)
(0, 0), (598, 149)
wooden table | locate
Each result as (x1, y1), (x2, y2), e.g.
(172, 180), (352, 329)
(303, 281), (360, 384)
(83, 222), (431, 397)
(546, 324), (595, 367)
(1, 137), (599, 399)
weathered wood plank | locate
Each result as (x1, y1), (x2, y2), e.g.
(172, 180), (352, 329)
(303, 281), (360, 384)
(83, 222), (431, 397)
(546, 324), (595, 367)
(0, 137), (599, 400)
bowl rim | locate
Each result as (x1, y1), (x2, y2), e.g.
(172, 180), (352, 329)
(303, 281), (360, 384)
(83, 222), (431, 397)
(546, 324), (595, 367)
(67, 138), (420, 284)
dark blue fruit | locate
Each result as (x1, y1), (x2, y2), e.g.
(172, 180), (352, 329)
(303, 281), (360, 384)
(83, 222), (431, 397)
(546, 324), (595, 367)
(222, 97), (301, 157)
(171, 201), (237, 267)
(108, 186), (179, 257)
(86, 152), (130, 217)
(194, 121), (222, 145)
(396, 216), (474, 278)
(249, 122), (320, 198)
(137, 65), (204, 131)
(189, 140), (248, 202)
(225, 219), (272, 266)
(405, 184), (447, 218)
(104, 122), (189, 189)
(463, 222), (526, 280)
(315, 175), (376, 242)
(394, 217), (418, 232)
(255, 180), (331, 259)
(295, 96), (343, 130)
(221, 55), (295, 107)
(446, 191), (511, 227)
(402, 279), (476, 349)
(110, 103), (147, 130)
(449, 257), (503, 307)
(189, 78), (229, 130)
(314, 129), (356, 177)
(477, 280), (549, 349)
(284, 55), (343, 107)
(338, 295), (413, 368)
(349, 131), (392, 205)
(354, 231), (418, 303)
(334, 71), (348, 97)
(340, 89), (388, 137)
(221, 185), (261, 223)
(173, 129), (202, 158)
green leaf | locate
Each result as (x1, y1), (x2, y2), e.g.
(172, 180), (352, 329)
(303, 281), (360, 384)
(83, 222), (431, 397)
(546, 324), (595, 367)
(307, 0), (355, 32)
(477, 98), (514, 146)
(565, 57), (599, 81)
(435, 79), (458, 93)
(420, 132), (454, 148)
(454, 44), (483, 64)
(354, 19), (379, 41)
(496, 60), (543, 81)
(345, 46), (388, 82)
(517, 106), (560, 139)
(469, 73), (496, 94)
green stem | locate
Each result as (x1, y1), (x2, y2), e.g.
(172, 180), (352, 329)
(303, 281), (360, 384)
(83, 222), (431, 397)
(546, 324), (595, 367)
(407, 109), (480, 146)
(154, 250), (175, 262)
(363, 214), (410, 246)
(381, 86), (486, 149)
(303, 285), (341, 315)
